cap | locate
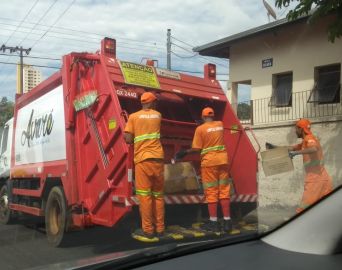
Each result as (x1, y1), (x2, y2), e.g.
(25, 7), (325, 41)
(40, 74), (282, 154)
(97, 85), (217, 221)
(296, 118), (311, 134)
(202, 107), (215, 117)
(141, 92), (157, 104)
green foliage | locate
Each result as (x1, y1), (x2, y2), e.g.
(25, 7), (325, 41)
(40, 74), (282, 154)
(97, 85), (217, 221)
(275, 0), (342, 42)
(237, 102), (251, 120)
(0, 97), (14, 127)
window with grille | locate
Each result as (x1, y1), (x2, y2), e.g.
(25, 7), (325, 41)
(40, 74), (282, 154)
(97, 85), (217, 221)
(308, 64), (341, 104)
(269, 72), (293, 107)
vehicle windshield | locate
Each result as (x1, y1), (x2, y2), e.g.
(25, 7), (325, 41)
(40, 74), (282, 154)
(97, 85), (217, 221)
(0, 1), (341, 269)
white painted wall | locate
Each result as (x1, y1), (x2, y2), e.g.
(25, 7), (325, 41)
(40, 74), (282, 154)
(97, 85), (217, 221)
(227, 16), (342, 125)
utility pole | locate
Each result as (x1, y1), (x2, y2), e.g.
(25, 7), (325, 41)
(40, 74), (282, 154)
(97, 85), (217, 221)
(0, 44), (31, 95)
(167, 29), (171, 70)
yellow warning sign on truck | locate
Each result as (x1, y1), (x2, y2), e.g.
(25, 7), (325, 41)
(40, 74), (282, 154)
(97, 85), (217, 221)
(119, 61), (160, 89)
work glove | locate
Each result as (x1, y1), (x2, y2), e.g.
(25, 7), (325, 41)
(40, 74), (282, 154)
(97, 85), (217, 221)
(175, 149), (188, 161)
(288, 151), (297, 159)
(265, 142), (277, 149)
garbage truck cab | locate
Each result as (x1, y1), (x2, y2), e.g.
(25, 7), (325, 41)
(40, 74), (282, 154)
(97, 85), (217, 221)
(0, 118), (13, 179)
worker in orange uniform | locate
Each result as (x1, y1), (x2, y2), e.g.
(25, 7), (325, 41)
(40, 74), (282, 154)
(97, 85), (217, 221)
(267, 119), (333, 213)
(176, 107), (232, 233)
(124, 92), (164, 241)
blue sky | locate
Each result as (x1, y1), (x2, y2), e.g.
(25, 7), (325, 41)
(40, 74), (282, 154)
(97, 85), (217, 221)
(0, 0), (290, 101)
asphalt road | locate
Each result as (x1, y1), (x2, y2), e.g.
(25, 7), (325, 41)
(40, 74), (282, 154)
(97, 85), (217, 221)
(0, 205), (291, 270)
(0, 205), (213, 270)
(0, 220), (154, 270)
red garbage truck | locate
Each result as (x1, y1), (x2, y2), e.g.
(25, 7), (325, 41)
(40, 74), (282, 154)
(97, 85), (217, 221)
(0, 38), (258, 246)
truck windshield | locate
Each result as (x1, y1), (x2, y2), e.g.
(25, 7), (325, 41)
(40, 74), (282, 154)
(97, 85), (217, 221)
(0, 125), (8, 154)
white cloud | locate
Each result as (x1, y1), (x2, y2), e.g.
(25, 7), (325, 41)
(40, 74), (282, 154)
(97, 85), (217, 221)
(0, 0), (287, 100)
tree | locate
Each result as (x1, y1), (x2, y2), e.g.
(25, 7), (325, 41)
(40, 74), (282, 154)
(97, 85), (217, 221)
(275, 0), (342, 42)
(0, 97), (14, 127)
(237, 102), (251, 120)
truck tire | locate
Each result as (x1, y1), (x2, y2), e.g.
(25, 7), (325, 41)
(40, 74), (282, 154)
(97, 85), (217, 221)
(0, 184), (14, 224)
(45, 186), (67, 247)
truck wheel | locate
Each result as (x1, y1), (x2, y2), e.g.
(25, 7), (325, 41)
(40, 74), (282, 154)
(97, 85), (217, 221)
(45, 186), (67, 247)
(0, 184), (14, 224)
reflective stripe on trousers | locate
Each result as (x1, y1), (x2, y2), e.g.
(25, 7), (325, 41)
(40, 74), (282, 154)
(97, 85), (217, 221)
(136, 189), (164, 198)
(202, 178), (231, 189)
(303, 159), (324, 168)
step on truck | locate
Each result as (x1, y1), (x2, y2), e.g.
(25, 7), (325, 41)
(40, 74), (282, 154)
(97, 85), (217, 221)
(0, 38), (258, 246)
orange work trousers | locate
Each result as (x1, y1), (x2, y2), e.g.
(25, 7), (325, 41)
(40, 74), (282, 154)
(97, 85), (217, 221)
(201, 164), (230, 203)
(296, 179), (333, 213)
(135, 160), (164, 234)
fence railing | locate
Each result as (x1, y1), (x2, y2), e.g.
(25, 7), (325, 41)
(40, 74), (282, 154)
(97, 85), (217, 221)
(250, 90), (342, 125)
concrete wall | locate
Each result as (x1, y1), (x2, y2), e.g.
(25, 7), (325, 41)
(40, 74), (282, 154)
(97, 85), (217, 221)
(248, 119), (342, 208)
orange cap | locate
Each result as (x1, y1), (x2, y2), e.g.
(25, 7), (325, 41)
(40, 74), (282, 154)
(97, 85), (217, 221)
(141, 92), (157, 104)
(296, 118), (311, 134)
(202, 107), (215, 117)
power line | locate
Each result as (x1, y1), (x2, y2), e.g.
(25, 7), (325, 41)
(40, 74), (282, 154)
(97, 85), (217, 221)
(31, 0), (76, 49)
(0, 17), (164, 47)
(0, 61), (60, 69)
(0, 1), (41, 73)
(0, 44), (166, 62)
(171, 50), (197, 59)
(0, 62), (229, 75)
(4, 0), (40, 45)
(0, 45), (30, 94)
(172, 43), (228, 68)
(170, 35), (194, 48)
(171, 35), (229, 67)
(0, 31), (164, 56)
(0, 25), (166, 53)
(172, 69), (228, 76)
(18, 0), (59, 46)
(0, 53), (60, 61)
(0, 23), (166, 53)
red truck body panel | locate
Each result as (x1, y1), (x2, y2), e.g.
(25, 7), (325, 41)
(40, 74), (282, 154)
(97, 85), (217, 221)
(9, 39), (257, 228)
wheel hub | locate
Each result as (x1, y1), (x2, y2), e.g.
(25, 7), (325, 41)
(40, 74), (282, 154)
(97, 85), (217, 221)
(50, 201), (61, 235)
(0, 193), (9, 218)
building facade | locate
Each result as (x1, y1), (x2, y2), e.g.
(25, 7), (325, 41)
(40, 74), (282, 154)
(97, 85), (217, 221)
(16, 64), (42, 94)
(194, 14), (342, 208)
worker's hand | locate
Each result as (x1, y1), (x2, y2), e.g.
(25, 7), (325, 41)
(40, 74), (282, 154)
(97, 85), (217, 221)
(265, 142), (277, 149)
(288, 151), (298, 159)
(175, 149), (187, 161)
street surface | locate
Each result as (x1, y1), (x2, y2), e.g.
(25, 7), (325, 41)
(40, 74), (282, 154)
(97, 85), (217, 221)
(0, 206), (294, 270)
